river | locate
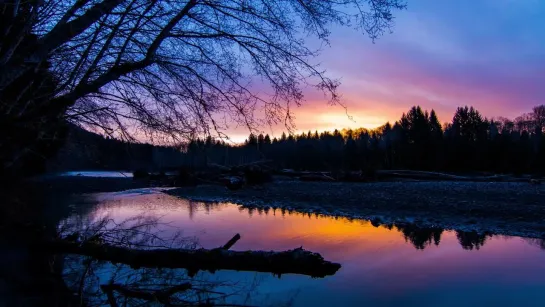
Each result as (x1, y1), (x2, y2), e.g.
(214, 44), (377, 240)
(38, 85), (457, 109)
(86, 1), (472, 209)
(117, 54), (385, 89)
(60, 186), (545, 307)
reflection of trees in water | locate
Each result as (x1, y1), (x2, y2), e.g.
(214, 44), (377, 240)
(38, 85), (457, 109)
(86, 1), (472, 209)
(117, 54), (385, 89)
(233, 204), (499, 253)
(78, 194), (503, 255)
(239, 205), (323, 220)
(523, 238), (545, 250)
(396, 226), (491, 251)
(455, 231), (490, 250)
(68, 194), (231, 222)
(231, 205), (500, 252)
(395, 224), (444, 250)
(370, 219), (395, 230)
(188, 200), (228, 220)
(64, 258), (284, 307)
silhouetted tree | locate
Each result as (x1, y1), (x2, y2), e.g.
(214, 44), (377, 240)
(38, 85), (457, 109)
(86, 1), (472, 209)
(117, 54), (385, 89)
(532, 105), (545, 131)
(427, 109), (443, 169)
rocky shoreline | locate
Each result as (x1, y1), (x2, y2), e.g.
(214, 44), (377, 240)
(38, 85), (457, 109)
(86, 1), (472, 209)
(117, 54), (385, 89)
(166, 180), (545, 239)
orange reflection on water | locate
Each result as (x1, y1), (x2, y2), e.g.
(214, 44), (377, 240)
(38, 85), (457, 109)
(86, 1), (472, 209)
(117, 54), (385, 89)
(75, 189), (545, 305)
(87, 191), (408, 258)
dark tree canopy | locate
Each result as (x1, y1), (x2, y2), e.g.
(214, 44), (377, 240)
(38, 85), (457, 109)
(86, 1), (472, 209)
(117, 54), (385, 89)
(0, 0), (405, 177)
(0, 0), (406, 175)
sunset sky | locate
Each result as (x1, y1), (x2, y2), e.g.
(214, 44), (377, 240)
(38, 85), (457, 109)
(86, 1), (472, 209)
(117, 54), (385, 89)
(229, 0), (545, 142)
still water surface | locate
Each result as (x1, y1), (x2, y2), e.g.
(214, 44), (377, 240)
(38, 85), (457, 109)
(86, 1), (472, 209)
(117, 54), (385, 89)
(66, 188), (545, 307)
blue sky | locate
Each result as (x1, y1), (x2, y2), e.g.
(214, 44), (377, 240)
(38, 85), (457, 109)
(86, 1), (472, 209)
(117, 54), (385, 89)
(227, 0), (545, 141)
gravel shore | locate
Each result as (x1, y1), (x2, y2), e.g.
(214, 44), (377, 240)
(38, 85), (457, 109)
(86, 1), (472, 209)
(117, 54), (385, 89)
(167, 180), (545, 239)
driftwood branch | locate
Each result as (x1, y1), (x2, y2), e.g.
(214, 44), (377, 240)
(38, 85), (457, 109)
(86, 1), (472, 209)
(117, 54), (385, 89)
(48, 240), (341, 278)
(222, 233), (241, 250)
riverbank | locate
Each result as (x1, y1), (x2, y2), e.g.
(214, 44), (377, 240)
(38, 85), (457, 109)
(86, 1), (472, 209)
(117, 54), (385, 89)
(167, 180), (545, 239)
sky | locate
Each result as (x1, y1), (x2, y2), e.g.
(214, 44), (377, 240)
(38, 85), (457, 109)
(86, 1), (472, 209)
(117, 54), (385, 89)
(228, 0), (545, 142)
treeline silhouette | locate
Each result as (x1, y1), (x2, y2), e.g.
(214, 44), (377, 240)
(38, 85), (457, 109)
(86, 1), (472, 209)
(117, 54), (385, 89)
(48, 125), (184, 172)
(186, 105), (545, 175)
(51, 104), (545, 176)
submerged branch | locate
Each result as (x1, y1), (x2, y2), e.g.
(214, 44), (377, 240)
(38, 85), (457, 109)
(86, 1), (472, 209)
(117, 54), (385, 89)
(100, 283), (192, 305)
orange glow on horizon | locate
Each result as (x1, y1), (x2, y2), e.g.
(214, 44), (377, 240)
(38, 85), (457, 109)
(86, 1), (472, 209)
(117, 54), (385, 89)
(226, 100), (403, 143)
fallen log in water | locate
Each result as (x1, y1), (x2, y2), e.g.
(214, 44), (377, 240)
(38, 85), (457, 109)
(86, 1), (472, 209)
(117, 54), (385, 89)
(47, 240), (341, 278)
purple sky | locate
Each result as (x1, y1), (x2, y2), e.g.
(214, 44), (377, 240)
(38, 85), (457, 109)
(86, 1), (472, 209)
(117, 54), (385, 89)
(228, 0), (545, 141)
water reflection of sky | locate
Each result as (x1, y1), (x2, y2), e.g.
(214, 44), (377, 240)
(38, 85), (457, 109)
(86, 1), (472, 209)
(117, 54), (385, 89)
(69, 189), (545, 307)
